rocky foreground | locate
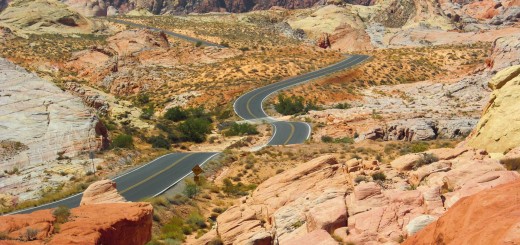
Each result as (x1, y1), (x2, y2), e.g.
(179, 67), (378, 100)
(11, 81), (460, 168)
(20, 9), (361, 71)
(195, 65), (520, 244)
(0, 180), (152, 244)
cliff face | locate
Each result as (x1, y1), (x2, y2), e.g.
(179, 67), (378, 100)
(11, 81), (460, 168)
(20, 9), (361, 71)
(403, 180), (520, 245)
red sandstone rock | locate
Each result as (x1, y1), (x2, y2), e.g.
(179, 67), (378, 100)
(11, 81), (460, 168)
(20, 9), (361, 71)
(403, 180), (520, 245)
(283, 229), (338, 245)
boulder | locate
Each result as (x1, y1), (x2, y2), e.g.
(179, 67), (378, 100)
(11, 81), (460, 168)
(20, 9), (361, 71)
(500, 146), (520, 170)
(80, 180), (127, 205)
(306, 196), (347, 233)
(405, 215), (437, 236)
(403, 181), (520, 245)
(283, 229), (338, 245)
(467, 65), (520, 153)
(390, 154), (422, 171)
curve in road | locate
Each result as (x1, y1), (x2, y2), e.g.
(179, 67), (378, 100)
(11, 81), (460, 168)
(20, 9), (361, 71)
(234, 54), (369, 145)
(5, 21), (369, 215)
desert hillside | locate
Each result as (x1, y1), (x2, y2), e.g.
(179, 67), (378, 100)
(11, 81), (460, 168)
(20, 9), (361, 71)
(0, 0), (519, 244)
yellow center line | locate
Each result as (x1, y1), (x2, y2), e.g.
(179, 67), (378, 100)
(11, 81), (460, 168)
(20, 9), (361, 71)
(120, 153), (194, 194)
(246, 93), (259, 119)
(284, 123), (295, 145)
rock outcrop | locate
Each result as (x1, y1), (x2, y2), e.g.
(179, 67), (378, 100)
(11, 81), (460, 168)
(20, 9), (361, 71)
(466, 65), (520, 153)
(0, 180), (153, 244)
(0, 203), (152, 244)
(80, 179), (127, 205)
(198, 151), (520, 244)
(0, 58), (108, 201)
(0, 0), (94, 35)
(403, 180), (520, 245)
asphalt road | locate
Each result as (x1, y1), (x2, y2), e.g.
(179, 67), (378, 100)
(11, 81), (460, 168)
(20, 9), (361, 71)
(5, 22), (368, 215)
(234, 54), (370, 145)
(9, 152), (219, 214)
(107, 19), (225, 48)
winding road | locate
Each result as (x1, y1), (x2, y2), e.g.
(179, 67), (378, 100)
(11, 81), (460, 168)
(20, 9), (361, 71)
(7, 20), (368, 215)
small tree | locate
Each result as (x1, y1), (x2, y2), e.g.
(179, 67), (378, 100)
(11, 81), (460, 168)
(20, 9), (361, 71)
(178, 118), (212, 143)
(140, 105), (154, 120)
(183, 180), (200, 198)
(195, 41), (203, 47)
(224, 123), (259, 136)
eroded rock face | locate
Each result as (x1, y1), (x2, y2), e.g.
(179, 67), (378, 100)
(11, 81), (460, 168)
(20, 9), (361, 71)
(466, 65), (520, 153)
(80, 179), (127, 205)
(403, 180), (520, 245)
(0, 58), (107, 201)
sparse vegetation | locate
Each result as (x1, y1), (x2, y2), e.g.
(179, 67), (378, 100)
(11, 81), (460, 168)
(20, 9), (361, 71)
(111, 134), (134, 149)
(372, 172), (386, 181)
(53, 206), (71, 223)
(223, 123), (259, 136)
(274, 94), (318, 115)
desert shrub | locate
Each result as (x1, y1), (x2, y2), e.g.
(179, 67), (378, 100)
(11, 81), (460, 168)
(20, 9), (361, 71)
(371, 172), (386, 181)
(354, 175), (368, 183)
(334, 103), (351, 109)
(22, 228), (38, 241)
(149, 135), (170, 149)
(0, 231), (8, 240)
(53, 206), (71, 223)
(178, 118), (212, 143)
(224, 123), (259, 136)
(140, 105), (154, 120)
(222, 178), (256, 196)
(334, 137), (354, 144)
(414, 153), (439, 169)
(400, 141), (429, 155)
(321, 135), (333, 143)
(112, 134), (133, 149)
(195, 41), (202, 47)
(183, 180), (200, 198)
(186, 212), (207, 229)
(274, 94), (306, 115)
(135, 93), (150, 105)
(164, 107), (188, 122)
(161, 216), (186, 241)
(212, 207), (225, 214)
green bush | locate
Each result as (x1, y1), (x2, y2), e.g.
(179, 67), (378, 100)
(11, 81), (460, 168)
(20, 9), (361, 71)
(274, 94), (305, 115)
(195, 41), (202, 47)
(414, 153), (439, 169)
(186, 212), (207, 229)
(222, 178), (256, 196)
(178, 118), (212, 143)
(400, 142), (430, 155)
(321, 135), (333, 143)
(161, 216), (186, 241)
(164, 107), (188, 122)
(224, 123), (259, 136)
(112, 134), (133, 149)
(149, 135), (170, 149)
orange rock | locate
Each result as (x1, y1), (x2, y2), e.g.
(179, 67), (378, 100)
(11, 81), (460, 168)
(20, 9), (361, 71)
(50, 203), (152, 245)
(283, 229), (338, 245)
(403, 180), (520, 245)
(0, 203), (152, 245)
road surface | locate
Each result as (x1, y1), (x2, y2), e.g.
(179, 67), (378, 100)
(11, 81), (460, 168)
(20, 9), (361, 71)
(234, 55), (369, 145)
(5, 21), (368, 215)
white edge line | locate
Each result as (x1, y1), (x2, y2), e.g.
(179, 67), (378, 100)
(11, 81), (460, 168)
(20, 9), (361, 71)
(7, 55), (369, 215)
(152, 152), (220, 197)
(6, 153), (180, 215)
